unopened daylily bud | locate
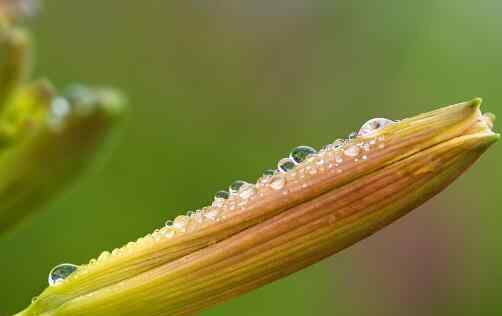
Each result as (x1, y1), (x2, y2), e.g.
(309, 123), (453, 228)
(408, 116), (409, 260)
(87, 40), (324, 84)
(14, 99), (498, 316)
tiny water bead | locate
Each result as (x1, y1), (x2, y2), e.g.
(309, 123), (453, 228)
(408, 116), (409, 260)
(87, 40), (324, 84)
(238, 183), (257, 199)
(263, 169), (276, 176)
(290, 146), (317, 164)
(204, 208), (220, 221)
(358, 118), (394, 137)
(98, 251), (110, 261)
(215, 190), (230, 199)
(48, 263), (79, 286)
(333, 139), (345, 148)
(173, 215), (190, 232)
(229, 180), (247, 193)
(277, 158), (295, 173)
(344, 145), (360, 157)
(270, 175), (286, 190)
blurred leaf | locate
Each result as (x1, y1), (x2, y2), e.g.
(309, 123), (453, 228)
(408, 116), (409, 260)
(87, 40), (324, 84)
(0, 21), (126, 233)
(0, 84), (125, 233)
(0, 22), (30, 111)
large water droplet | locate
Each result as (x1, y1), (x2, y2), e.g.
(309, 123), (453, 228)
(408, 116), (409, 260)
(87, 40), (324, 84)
(277, 158), (295, 173)
(229, 180), (247, 193)
(290, 146), (317, 164)
(358, 118), (394, 137)
(48, 263), (78, 286)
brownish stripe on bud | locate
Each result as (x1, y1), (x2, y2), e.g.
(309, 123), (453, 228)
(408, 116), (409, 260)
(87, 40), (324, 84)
(15, 99), (498, 316)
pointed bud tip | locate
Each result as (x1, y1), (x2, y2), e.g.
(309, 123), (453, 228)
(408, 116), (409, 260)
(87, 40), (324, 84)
(470, 97), (482, 108)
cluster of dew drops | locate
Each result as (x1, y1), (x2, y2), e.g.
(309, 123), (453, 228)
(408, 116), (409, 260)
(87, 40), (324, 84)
(47, 85), (107, 132)
(45, 117), (395, 289)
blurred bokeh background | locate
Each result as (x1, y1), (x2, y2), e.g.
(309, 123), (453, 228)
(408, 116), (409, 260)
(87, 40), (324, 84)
(1, 1), (501, 315)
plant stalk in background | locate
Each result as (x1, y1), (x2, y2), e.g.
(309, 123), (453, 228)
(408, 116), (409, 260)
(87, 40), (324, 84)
(15, 99), (498, 316)
(0, 5), (126, 232)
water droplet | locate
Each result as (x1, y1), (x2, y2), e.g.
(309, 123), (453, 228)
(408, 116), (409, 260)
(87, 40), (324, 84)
(335, 153), (343, 164)
(48, 263), (78, 286)
(165, 219), (173, 227)
(270, 175), (286, 190)
(161, 226), (176, 237)
(344, 145), (360, 157)
(358, 118), (394, 137)
(215, 190), (229, 199)
(333, 139), (345, 148)
(51, 97), (71, 117)
(290, 146), (317, 164)
(347, 132), (358, 140)
(190, 210), (204, 223)
(204, 208), (220, 221)
(277, 158), (295, 172)
(97, 251), (110, 261)
(307, 166), (317, 175)
(239, 184), (257, 199)
(47, 97), (71, 130)
(31, 296), (39, 303)
(63, 85), (98, 116)
(212, 197), (225, 207)
(263, 169), (276, 176)
(173, 215), (190, 232)
(229, 180), (247, 193)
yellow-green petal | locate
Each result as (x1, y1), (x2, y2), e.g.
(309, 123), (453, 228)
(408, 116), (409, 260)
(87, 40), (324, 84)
(15, 99), (498, 316)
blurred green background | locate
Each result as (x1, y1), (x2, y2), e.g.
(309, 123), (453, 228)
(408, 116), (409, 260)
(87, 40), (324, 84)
(1, 1), (501, 315)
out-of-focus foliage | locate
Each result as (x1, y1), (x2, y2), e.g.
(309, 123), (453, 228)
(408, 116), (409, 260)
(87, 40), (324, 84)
(1, 1), (501, 316)
(0, 10), (125, 232)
